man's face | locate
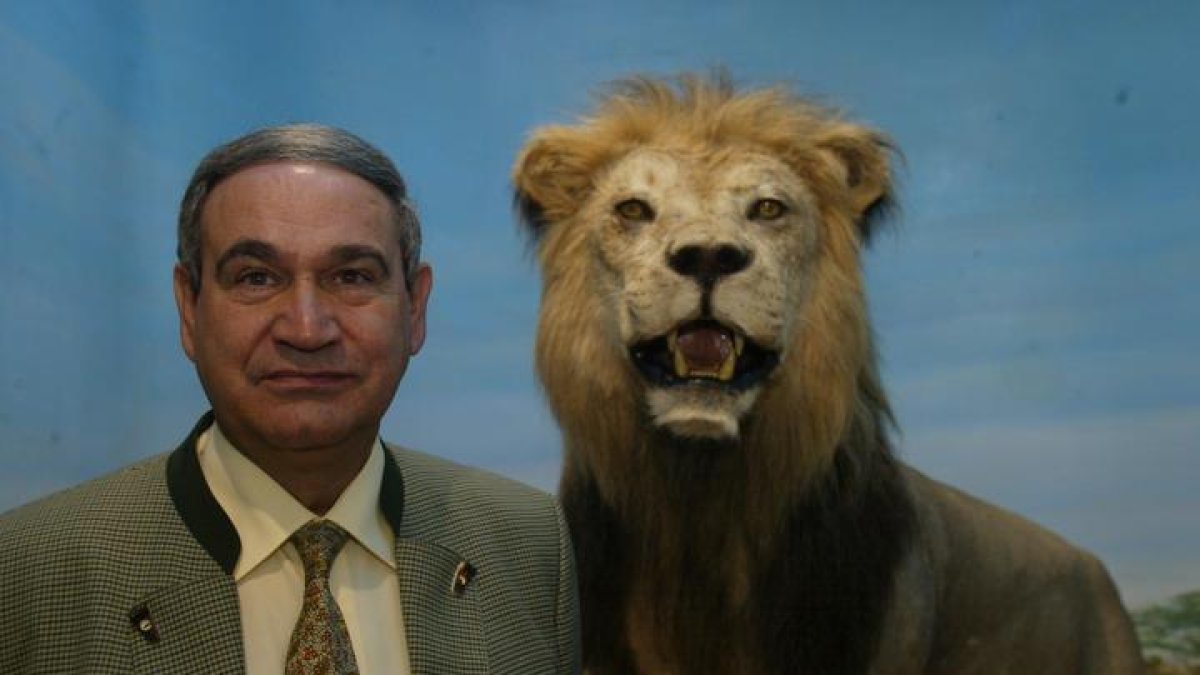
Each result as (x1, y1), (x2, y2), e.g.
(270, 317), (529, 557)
(173, 161), (432, 457)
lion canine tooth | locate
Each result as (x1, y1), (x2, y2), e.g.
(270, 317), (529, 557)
(717, 351), (736, 381)
(673, 345), (689, 378)
(668, 330), (690, 378)
(734, 334), (745, 357)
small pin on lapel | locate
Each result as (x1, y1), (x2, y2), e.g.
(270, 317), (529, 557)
(451, 560), (475, 595)
(129, 604), (160, 643)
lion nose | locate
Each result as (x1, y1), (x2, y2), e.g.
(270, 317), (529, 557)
(667, 244), (752, 284)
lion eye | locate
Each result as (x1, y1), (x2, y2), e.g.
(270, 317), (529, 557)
(748, 198), (787, 221)
(615, 198), (655, 222)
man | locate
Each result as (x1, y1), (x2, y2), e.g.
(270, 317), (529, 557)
(0, 124), (580, 674)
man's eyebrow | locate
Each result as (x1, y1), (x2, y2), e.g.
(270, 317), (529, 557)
(215, 239), (279, 276)
(330, 244), (392, 277)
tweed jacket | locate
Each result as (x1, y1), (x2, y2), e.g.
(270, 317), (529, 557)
(0, 414), (581, 674)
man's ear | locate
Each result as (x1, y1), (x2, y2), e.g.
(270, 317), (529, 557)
(406, 263), (433, 356)
(173, 263), (198, 362)
(512, 126), (605, 238)
(813, 123), (896, 241)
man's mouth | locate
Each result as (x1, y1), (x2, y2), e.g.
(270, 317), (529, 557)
(629, 320), (778, 389)
(259, 370), (356, 390)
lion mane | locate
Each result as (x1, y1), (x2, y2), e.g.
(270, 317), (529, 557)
(514, 75), (1142, 675)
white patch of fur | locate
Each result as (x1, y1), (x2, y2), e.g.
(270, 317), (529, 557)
(646, 386), (760, 439)
(586, 148), (820, 436)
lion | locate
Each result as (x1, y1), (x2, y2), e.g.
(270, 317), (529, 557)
(512, 75), (1143, 675)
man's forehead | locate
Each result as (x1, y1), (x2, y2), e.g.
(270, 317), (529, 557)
(206, 161), (390, 207)
(218, 238), (388, 259)
(200, 162), (399, 251)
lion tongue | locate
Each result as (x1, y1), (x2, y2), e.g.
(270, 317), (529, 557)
(672, 326), (736, 380)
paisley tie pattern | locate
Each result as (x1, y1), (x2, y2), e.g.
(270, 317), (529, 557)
(285, 520), (360, 675)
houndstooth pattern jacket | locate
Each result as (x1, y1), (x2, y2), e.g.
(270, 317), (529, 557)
(0, 413), (581, 674)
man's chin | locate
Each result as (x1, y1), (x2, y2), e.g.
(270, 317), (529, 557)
(215, 403), (378, 455)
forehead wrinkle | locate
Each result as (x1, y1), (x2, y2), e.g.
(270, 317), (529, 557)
(206, 162), (394, 235)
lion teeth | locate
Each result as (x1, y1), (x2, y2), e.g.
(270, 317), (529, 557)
(717, 351), (736, 381)
(666, 328), (741, 381)
(673, 344), (690, 378)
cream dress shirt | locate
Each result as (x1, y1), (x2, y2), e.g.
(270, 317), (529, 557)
(196, 424), (412, 675)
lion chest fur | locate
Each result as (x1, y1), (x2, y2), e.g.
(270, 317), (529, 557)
(514, 77), (1143, 675)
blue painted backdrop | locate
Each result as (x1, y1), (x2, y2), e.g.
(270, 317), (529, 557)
(1, 1), (1196, 609)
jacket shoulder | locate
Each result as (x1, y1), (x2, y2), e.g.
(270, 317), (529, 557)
(0, 454), (173, 553)
(0, 454), (195, 672)
(384, 443), (566, 553)
(386, 444), (558, 514)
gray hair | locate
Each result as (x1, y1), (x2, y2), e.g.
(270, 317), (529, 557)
(177, 123), (421, 290)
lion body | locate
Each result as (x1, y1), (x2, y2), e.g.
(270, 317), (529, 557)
(514, 76), (1142, 674)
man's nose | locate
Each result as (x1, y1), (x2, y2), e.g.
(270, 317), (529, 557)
(272, 279), (340, 350)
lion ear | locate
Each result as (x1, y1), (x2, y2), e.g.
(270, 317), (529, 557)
(512, 127), (601, 239)
(813, 124), (896, 242)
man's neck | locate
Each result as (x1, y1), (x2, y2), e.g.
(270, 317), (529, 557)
(218, 426), (376, 516)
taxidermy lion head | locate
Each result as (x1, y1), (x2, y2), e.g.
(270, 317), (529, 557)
(514, 75), (894, 518)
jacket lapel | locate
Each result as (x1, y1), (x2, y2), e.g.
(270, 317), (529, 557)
(129, 572), (243, 674)
(167, 411), (241, 574)
(394, 539), (488, 674)
(127, 413), (245, 673)
(381, 448), (489, 675)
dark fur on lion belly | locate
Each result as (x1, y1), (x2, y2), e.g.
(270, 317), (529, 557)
(760, 440), (916, 674)
(560, 475), (639, 673)
(561, 434), (917, 675)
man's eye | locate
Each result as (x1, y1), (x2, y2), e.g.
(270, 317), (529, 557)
(747, 198), (788, 221)
(334, 269), (375, 285)
(236, 269), (277, 286)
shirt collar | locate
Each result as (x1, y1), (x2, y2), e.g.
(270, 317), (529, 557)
(196, 423), (396, 580)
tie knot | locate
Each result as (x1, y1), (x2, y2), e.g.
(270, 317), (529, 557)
(291, 519), (350, 578)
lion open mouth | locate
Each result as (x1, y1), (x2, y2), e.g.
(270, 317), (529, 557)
(630, 320), (779, 389)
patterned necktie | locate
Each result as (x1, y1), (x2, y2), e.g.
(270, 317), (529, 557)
(285, 520), (360, 675)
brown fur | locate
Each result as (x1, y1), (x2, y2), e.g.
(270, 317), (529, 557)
(515, 75), (1143, 675)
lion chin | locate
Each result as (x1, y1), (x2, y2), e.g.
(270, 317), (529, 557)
(513, 74), (1143, 675)
(645, 386), (756, 439)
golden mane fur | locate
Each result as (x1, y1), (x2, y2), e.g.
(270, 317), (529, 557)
(515, 75), (893, 541)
